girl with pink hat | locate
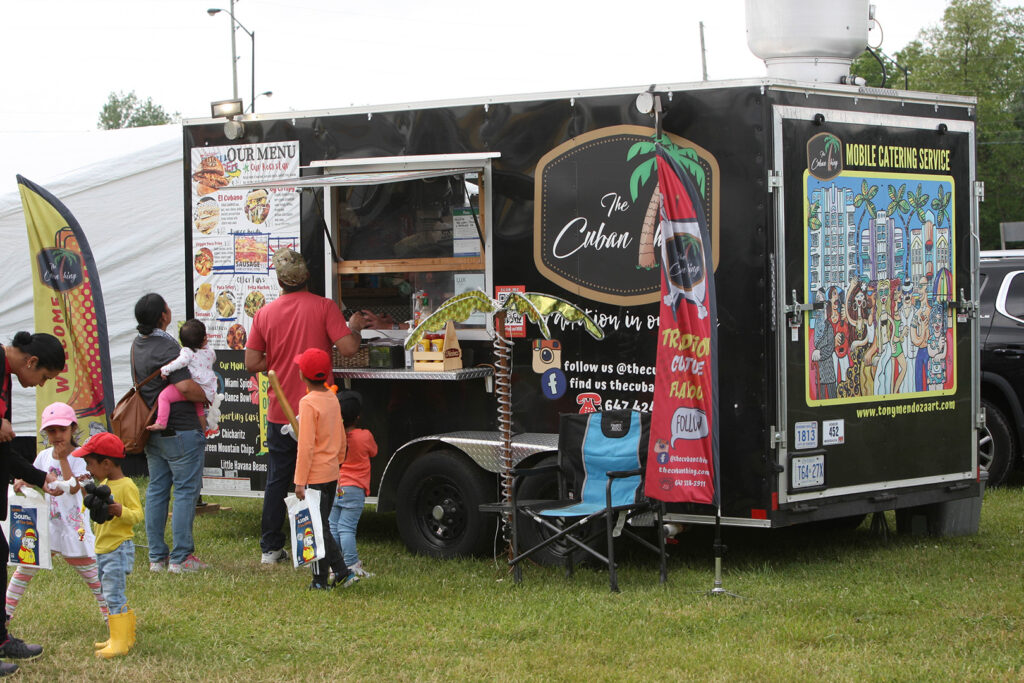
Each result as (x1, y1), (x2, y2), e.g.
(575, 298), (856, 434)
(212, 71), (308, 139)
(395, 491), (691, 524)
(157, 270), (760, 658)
(4, 402), (108, 630)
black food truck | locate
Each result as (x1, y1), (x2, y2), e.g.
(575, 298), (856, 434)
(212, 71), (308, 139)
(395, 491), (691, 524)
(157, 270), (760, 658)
(182, 7), (983, 559)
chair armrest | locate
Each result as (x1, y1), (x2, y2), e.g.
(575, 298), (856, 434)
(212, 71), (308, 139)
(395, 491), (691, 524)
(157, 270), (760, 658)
(606, 468), (643, 509)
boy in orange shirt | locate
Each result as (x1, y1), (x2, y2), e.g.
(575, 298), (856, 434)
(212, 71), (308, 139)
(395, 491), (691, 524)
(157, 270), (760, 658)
(293, 348), (357, 590)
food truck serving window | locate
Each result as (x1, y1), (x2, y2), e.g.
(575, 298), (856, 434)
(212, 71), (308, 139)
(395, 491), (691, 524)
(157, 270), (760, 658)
(314, 153), (497, 330)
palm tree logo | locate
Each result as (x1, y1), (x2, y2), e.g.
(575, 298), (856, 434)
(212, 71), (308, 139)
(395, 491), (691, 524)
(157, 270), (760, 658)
(626, 135), (707, 271)
(807, 132), (843, 181)
(36, 245), (83, 292)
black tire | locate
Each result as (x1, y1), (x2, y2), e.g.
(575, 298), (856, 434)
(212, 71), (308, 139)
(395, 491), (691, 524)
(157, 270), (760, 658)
(395, 450), (497, 558)
(513, 455), (591, 567)
(980, 399), (1015, 487)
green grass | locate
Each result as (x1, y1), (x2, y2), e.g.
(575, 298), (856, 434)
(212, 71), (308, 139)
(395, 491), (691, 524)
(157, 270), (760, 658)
(8, 478), (1024, 681)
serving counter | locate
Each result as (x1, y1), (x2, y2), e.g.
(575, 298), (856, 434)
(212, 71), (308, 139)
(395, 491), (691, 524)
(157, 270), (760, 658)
(332, 366), (494, 392)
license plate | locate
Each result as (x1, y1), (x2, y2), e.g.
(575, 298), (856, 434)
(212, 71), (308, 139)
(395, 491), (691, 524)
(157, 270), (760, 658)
(791, 454), (825, 489)
(793, 421), (818, 450)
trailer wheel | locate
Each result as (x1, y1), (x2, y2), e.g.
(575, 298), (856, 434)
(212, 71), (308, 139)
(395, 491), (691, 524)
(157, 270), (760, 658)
(980, 399), (1015, 487)
(396, 450), (496, 558)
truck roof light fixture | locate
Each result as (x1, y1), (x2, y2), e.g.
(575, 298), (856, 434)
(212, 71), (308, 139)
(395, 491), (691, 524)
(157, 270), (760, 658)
(211, 98), (245, 140)
(211, 98), (244, 119)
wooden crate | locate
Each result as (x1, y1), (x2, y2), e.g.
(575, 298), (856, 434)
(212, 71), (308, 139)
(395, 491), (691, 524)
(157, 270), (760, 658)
(412, 320), (463, 372)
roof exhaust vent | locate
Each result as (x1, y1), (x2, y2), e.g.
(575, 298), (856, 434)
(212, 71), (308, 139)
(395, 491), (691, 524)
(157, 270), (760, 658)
(746, 0), (872, 84)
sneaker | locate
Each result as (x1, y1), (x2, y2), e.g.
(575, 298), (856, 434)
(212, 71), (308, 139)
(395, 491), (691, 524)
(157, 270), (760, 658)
(336, 572), (360, 589)
(308, 581), (330, 591)
(168, 554), (209, 574)
(149, 558), (168, 572)
(0, 635), (42, 661)
(351, 561), (374, 578)
(0, 662), (17, 677)
(261, 548), (288, 565)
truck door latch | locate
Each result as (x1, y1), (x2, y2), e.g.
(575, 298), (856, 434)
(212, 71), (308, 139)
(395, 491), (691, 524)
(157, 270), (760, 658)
(954, 287), (979, 320)
(784, 290), (822, 340)
(767, 170), (783, 192)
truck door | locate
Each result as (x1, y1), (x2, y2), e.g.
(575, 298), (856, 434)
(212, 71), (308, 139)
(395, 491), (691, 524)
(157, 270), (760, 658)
(772, 102), (979, 513)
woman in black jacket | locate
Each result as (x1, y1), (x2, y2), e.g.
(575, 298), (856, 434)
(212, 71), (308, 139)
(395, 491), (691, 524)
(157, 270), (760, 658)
(0, 331), (63, 676)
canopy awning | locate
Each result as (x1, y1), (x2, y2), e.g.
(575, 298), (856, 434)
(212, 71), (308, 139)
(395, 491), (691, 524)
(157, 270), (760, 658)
(228, 168), (471, 191)
(228, 152), (500, 191)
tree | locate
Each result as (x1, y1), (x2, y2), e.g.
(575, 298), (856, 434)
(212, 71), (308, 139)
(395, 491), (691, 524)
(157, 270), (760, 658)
(97, 91), (178, 129)
(852, 0), (1024, 248)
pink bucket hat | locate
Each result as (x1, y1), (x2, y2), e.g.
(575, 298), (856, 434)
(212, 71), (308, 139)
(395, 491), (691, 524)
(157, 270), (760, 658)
(40, 402), (77, 430)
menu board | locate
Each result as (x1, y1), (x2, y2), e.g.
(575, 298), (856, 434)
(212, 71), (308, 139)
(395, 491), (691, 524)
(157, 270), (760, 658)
(189, 142), (301, 351)
(190, 142), (299, 495)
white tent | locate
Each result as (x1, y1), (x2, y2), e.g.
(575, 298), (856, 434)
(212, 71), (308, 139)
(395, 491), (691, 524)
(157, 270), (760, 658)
(0, 125), (185, 435)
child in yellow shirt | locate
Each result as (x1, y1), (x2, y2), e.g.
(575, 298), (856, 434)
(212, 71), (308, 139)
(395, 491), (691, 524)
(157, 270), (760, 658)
(293, 348), (358, 591)
(73, 432), (143, 659)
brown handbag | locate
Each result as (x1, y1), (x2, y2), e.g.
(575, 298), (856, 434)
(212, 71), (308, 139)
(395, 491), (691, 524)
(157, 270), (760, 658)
(110, 346), (161, 455)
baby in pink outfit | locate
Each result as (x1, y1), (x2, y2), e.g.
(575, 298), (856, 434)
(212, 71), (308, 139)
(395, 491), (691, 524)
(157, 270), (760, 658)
(148, 319), (220, 433)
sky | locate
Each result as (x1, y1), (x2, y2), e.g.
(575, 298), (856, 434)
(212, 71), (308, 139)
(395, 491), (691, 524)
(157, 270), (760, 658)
(1, 0), (966, 133)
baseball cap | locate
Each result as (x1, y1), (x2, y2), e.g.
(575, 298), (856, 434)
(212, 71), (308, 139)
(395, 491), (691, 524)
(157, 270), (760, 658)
(40, 402), (77, 430)
(71, 432), (126, 460)
(295, 347), (332, 382)
(272, 247), (309, 286)
(338, 390), (362, 424)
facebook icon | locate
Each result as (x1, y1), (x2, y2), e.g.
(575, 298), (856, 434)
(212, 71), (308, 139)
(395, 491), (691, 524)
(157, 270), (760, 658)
(541, 369), (567, 400)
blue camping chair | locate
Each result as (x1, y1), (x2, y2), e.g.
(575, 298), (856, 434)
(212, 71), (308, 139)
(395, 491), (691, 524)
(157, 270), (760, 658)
(509, 410), (667, 591)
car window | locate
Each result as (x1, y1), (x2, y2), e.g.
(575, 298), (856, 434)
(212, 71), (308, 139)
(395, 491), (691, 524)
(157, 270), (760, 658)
(997, 270), (1024, 322)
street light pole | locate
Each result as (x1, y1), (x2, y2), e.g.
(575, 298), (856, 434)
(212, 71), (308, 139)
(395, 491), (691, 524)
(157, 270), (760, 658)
(208, 5), (255, 112)
(229, 0), (238, 100)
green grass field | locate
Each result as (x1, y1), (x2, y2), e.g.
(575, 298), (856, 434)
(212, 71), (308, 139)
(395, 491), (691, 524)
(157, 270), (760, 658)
(7, 479), (1024, 681)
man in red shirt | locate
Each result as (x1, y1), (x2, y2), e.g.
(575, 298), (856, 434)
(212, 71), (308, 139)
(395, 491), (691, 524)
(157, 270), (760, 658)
(245, 248), (367, 564)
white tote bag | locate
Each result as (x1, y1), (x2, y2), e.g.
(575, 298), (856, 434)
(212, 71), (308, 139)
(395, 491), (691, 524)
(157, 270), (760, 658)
(285, 488), (326, 568)
(2, 486), (52, 570)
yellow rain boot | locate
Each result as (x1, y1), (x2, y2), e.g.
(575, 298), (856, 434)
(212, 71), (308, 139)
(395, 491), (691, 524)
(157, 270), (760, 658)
(95, 610), (134, 650)
(96, 610), (134, 658)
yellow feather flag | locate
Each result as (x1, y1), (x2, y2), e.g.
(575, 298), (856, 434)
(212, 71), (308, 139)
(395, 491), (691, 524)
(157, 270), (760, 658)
(18, 175), (113, 440)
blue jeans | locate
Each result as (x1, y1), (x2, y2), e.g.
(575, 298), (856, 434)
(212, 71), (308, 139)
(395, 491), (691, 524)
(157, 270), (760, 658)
(328, 486), (366, 567)
(261, 422), (297, 553)
(145, 429), (205, 565)
(96, 540), (135, 614)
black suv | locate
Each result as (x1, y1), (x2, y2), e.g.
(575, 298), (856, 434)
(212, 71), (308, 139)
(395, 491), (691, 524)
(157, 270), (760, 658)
(979, 250), (1024, 486)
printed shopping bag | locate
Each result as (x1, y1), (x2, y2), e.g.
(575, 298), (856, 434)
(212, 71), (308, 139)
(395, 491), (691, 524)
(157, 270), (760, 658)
(285, 489), (326, 568)
(2, 486), (52, 570)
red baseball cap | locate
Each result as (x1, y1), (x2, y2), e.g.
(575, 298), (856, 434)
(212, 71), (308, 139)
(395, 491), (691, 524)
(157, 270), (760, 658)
(294, 348), (332, 382)
(71, 432), (126, 460)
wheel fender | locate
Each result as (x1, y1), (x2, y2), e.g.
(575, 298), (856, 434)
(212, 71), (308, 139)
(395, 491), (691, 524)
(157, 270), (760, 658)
(376, 432), (557, 511)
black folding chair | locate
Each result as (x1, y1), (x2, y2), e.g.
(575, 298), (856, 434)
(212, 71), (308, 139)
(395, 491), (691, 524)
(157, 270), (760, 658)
(509, 410), (667, 592)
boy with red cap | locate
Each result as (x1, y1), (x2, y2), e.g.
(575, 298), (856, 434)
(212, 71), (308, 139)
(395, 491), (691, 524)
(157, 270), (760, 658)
(73, 432), (142, 658)
(293, 347), (357, 590)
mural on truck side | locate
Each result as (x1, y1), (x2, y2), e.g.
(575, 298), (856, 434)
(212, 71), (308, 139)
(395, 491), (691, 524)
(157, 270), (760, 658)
(803, 171), (956, 405)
